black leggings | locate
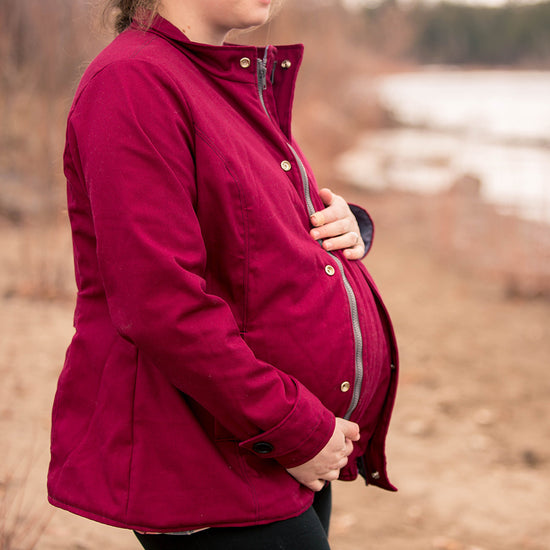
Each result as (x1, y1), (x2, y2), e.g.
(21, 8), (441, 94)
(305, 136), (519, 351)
(135, 483), (332, 550)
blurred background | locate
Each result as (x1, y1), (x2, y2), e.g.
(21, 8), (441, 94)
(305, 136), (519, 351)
(1, 0), (549, 549)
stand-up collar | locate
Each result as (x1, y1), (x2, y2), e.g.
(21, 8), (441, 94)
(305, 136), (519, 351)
(132, 15), (304, 84)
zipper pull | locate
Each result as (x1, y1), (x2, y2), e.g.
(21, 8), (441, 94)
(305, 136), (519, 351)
(257, 60), (267, 91)
(258, 62), (267, 90)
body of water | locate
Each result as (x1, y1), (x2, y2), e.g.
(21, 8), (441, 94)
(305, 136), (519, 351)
(338, 70), (550, 223)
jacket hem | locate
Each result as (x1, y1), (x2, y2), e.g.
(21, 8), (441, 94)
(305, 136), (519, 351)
(48, 493), (314, 533)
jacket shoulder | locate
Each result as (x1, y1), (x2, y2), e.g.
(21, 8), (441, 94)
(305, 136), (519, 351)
(74, 29), (189, 106)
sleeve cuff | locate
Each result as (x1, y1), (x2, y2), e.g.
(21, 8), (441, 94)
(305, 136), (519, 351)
(239, 380), (336, 468)
(349, 203), (375, 257)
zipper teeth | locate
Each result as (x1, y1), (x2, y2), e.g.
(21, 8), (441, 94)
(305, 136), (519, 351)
(329, 252), (364, 420)
(287, 144), (315, 217)
(256, 54), (364, 420)
(257, 63), (268, 114)
(257, 48), (269, 115)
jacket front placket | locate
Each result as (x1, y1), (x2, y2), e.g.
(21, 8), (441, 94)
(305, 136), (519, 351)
(255, 46), (365, 422)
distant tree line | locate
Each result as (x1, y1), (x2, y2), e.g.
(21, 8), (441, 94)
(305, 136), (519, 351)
(362, 0), (550, 67)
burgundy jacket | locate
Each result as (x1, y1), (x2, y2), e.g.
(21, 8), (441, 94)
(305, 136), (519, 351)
(48, 16), (398, 532)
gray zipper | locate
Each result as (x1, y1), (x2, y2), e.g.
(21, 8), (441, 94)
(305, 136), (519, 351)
(328, 252), (364, 420)
(256, 54), (364, 420)
(257, 47), (269, 116)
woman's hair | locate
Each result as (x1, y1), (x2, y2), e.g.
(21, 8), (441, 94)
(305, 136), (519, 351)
(102, 0), (160, 34)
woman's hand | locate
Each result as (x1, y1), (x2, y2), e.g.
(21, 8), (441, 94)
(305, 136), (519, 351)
(310, 188), (365, 260)
(286, 418), (360, 492)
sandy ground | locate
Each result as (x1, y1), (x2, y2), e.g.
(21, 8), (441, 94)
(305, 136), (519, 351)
(1, 188), (549, 550)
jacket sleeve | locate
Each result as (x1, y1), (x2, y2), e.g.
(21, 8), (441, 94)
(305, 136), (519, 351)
(349, 203), (375, 257)
(66, 59), (335, 469)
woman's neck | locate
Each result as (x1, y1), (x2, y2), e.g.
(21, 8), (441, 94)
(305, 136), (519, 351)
(157, 4), (228, 45)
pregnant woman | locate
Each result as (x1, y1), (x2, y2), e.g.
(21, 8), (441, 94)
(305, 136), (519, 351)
(48, 1), (399, 548)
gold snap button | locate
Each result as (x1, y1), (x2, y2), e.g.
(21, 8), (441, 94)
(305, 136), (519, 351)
(325, 265), (335, 276)
(340, 381), (351, 393)
(281, 59), (292, 69)
(280, 160), (292, 172)
(239, 57), (251, 68)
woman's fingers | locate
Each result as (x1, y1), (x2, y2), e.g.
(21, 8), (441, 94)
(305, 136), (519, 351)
(335, 455), (349, 471)
(286, 471), (331, 492)
(321, 230), (360, 252)
(322, 470), (341, 483)
(336, 417), (361, 442)
(304, 479), (326, 492)
(311, 190), (349, 228)
(311, 220), (353, 241)
(343, 244), (365, 260)
(309, 188), (365, 258)
(310, 188), (337, 226)
(286, 418), (360, 491)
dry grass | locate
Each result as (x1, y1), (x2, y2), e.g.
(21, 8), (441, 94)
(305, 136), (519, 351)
(0, 460), (53, 550)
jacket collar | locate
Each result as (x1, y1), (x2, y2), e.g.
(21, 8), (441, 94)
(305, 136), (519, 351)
(133, 15), (304, 84)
